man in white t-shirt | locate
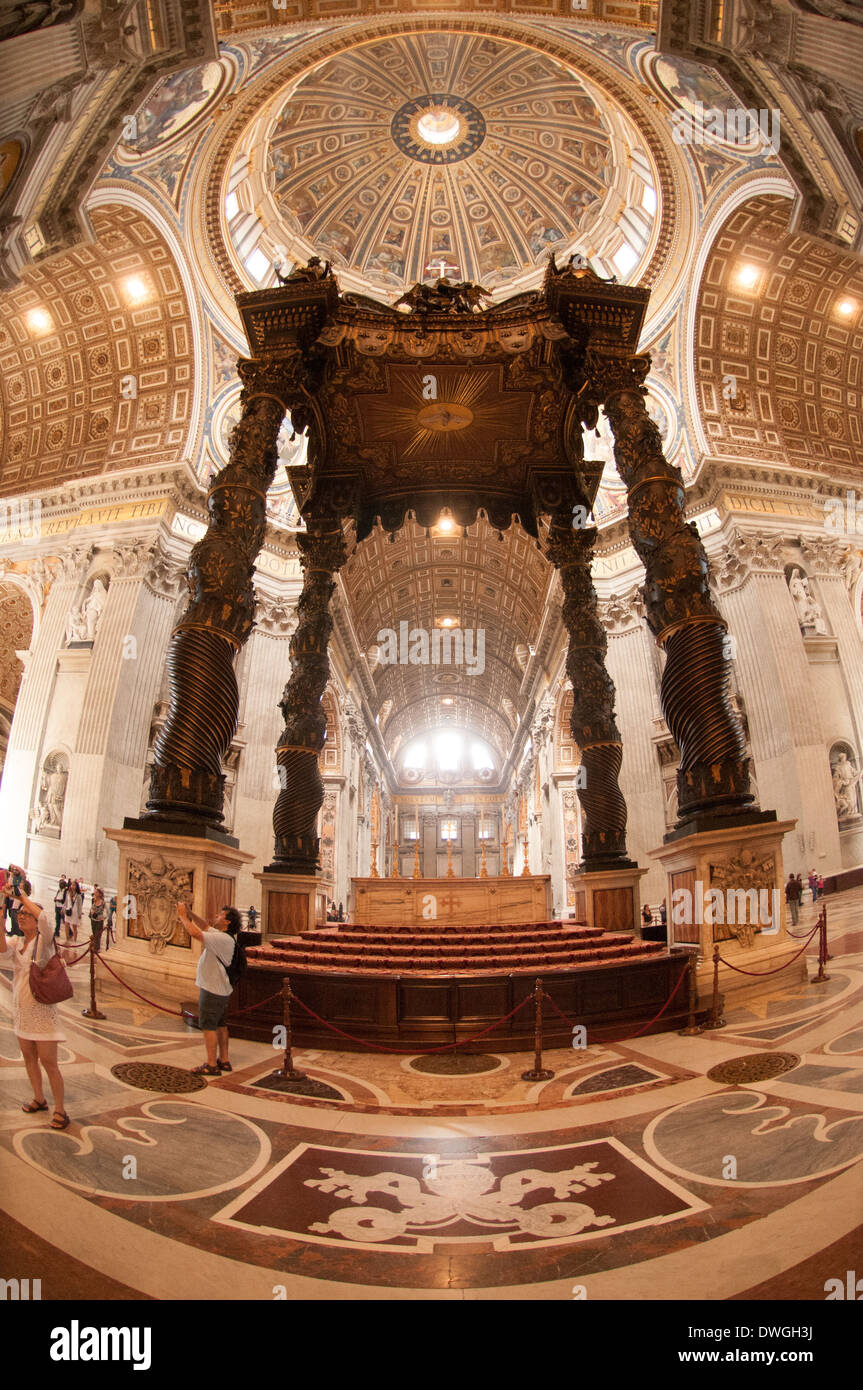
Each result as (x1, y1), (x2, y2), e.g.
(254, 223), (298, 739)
(177, 901), (241, 1077)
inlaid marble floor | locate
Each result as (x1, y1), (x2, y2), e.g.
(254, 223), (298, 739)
(1, 892), (862, 1300)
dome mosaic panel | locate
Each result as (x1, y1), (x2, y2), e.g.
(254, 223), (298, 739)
(241, 32), (644, 293)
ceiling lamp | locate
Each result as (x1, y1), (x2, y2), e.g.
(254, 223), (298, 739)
(438, 617), (457, 628)
(735, 263), (761, 290)
(26, 307), (52, 334)
(837, 298), (857, 317)
(437, 516), (455, 534)
(442, 697), (454, 705)
(124, 276), (149, 303)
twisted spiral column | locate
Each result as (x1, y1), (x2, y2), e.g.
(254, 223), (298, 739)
(143, 358), (296, 830)
(269, 522), (347, 872)
(590, 352), (756, 830)
(546, 516), (633, 868)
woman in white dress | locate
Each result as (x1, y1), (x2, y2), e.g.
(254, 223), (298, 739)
(0, 869), (68, 1129)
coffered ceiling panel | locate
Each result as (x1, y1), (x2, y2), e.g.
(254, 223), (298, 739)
(342, 516), (553, 758)
(694, 193), (863, 474)
(0, 205), (195, 497)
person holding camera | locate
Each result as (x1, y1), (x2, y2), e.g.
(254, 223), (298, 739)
(0, 867), (69, 1130)
(176, 901), (242, 1078)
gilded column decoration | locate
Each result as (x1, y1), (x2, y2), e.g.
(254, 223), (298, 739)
(269, 520), (347, 872)
(546, 513), (632, 867)
(583, 352), (759, 834)
(142, 357), (299, 833)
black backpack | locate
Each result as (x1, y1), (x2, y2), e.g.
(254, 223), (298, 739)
(226, 935), (247, 987)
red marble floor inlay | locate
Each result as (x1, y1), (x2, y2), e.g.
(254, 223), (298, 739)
(217, 1138), (706, 1253)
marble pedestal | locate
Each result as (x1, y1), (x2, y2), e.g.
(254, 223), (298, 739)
(568, 865), (648, 934)
(255, 871), (326, 937)
(104, 826), (255, 982)
(649, 818), (805, 1004)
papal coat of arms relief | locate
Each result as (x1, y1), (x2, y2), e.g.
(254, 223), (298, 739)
(126, 855), (193, 953)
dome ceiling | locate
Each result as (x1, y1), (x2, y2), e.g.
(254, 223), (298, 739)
(226, 30), (658, 296)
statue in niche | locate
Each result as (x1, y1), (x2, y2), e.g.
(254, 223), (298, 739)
(831, 750), (863, 821)
(787, 568), (828, 635)
(82, 577), (108, 640)
(32, 752), (68, 834)
(64, 607), (88, 644)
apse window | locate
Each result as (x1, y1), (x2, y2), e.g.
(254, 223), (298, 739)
(244, 247), (271, 284)
(471, 739), (494, 773)
(402, 818), (419, 841)
(611, 242), (639, 278)
(403, 740), (426, 769)
(436, 732), (461, 771)
(441, 819), (458, 841)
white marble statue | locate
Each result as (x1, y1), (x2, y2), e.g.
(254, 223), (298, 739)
(787, 568), (827, 635)
(82, 577), (107, 640)
(32, 754), (68, 832)
(831, 751), (862, 821)
(65, 607), (88, 644)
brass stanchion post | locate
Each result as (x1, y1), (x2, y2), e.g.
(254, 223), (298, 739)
(522, 977), (555, 1081)
(702, 944), (726, 1029)
(678, 952), (701, 1036)
(81, 940), (106, 1020)
(811, 909), (830, 984)
(275, 976), (307, 1079)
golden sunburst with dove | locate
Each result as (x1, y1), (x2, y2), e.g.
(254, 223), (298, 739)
(360, 368), (530, 461)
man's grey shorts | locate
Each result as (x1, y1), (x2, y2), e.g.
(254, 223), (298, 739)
(198, 988), (231, 1030)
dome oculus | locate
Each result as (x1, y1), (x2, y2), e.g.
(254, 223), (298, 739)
(392, 94), (486, 165)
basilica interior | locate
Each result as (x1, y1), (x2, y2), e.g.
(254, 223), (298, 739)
(1, 0), (863, 1318)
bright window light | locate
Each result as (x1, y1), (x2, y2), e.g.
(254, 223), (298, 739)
(612, 242), (638, 277)
(641, 184), (657, 216)
(225, 191), (239, 220)
(403, 740), (426, 769)
(441, 818), (458, 841)
(436, 732), (461, 771)
(244, 247), (270, 283)
(472, 739), (494, 771)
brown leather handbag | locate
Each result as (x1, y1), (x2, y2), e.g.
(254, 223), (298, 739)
(29, 934), (74, 1005)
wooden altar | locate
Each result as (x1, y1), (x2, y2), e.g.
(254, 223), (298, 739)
(352, 874), (551, 926)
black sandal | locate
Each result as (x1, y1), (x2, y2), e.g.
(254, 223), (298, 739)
(50, 1111), (70, 1130)
(191, 1064), (221, 1077)
(22, 1099), (48, 1113)
(217, 1060), (232, 1072)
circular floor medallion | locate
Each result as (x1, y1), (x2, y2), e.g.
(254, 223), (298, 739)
(408, 1053), (501, 1076)
(111, 1062), (207, 1093)
(706, 1052), (800, 1085)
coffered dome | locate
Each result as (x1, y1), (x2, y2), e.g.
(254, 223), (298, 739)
(223, 31), (659, 296)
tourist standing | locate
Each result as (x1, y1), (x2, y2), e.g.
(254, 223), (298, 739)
(641, 903), (652, 927)
(247, 905), (258, 931)
(53, 876), (67, 938)
(89, 887), (107, 953)
(808, 869), (819, 904)
(63, 879), (84, 942)
(106, 894), (116, 949)
(176, 901), (242, 1077)
(785, 872), (801, 926)
(8, 866), (25, 937)
(0, 868), (69, 1130)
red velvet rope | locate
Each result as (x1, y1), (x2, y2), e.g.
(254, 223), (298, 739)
(92, 951), (283, 1019)
(93, 952), (186, 1016)
(289, 988), (533, 1054)
(717, 919), (822, 977)
(541, 960), (689, 1042)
